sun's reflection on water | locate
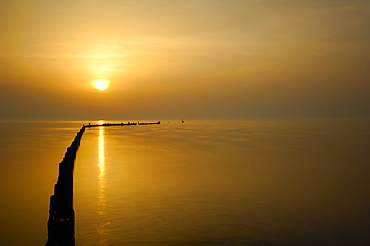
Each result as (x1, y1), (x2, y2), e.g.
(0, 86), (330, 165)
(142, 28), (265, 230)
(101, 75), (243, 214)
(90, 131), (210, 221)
(98, 128), (105, 181)
(97, 127), (110, 244)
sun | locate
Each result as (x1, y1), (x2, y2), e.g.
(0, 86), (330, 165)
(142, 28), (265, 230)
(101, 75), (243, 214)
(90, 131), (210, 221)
(93, 80), (109, 91)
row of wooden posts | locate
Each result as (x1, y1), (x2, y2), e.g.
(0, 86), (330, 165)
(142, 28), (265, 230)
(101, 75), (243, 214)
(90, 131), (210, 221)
(45, 121), (162, 245)
(45, 126), (85, 246)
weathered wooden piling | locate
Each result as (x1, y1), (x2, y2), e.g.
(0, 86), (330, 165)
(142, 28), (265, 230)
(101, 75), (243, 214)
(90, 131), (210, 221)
(45, 126), (85, 246)
(45, 121), (160, 245)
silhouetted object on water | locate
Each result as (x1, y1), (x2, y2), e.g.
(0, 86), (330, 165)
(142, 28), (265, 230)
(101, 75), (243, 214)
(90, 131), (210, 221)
(46, 121), (161, 245)
(138, 121), (161, 125)
(45, 126), (85, 246)
(87, 122), (137, 127)
(182, 119), (184, 123)
(86, 121), (162, 127)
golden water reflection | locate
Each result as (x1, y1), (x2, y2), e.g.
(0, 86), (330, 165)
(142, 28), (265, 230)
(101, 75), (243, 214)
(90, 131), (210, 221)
(97, 127), (109, 244)
(98, 128), (105, 182)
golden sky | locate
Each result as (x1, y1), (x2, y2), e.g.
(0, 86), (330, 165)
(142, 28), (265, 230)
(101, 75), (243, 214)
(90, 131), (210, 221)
(0, 0), (369, 120)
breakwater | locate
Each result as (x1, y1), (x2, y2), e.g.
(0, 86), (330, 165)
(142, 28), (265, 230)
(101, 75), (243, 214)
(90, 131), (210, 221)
(45, 126), (85, 246)
(86, 122), (137, 127)
(45, 121), (161, 245)
(86, 121), (161, 127)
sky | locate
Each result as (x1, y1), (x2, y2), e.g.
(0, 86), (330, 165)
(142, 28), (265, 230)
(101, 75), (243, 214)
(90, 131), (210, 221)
(0, 0), (369, 120)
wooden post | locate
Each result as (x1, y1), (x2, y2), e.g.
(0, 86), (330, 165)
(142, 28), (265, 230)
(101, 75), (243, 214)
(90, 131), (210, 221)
(46, 126), (85, 246)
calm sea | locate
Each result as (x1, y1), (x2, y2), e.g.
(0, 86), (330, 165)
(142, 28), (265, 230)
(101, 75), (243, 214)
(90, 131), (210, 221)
(0, 120), (369, 246)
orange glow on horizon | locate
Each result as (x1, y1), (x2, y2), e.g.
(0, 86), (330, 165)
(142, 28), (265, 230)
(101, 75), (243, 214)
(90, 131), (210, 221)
(0, 1), (368, 120)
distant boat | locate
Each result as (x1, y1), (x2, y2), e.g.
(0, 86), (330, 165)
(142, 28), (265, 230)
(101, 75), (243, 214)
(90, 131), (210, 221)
(182, 119), (184, 123)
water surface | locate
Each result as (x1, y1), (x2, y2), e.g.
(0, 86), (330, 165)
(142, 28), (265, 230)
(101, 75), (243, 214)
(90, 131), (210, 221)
(0, 121), (83, 245)
(74, 119), (370, 245)
(0, 120), (369, 245)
